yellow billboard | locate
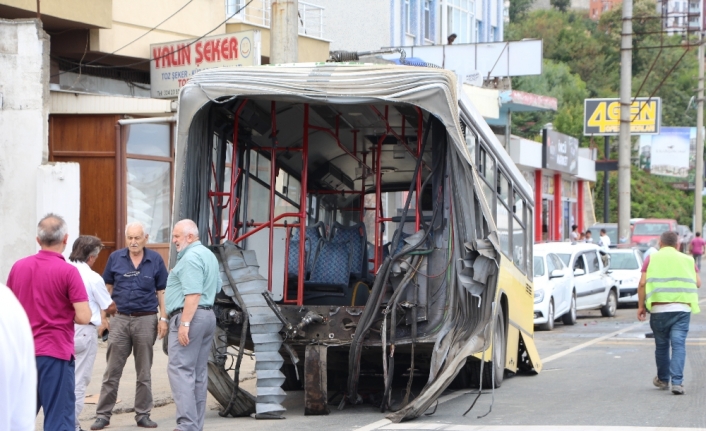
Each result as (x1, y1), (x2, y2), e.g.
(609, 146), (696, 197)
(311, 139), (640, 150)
(583, 98), (661, 136)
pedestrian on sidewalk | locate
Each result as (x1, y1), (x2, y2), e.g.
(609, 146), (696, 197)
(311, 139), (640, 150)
(689, 232), (705, 271)
(166, 219), (220, 431)
(91, 222), (169, 430)
(570, 224), (580, 244)
(68, 236), (116, 431)
(637, 230), (701, 395)
(6, 213), (92, 431)
(0, 282), (37, 431)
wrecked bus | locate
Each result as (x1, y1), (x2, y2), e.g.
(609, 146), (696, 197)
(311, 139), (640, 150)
(169, 63), (542, 422)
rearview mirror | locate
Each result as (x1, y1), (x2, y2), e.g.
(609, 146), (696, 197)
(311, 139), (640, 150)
(549, 269), (565, 279)
(574, 268), (585, 276)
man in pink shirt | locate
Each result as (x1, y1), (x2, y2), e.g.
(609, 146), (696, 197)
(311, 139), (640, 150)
(7, 214), (91, 431)
(689, 232), (705, 271)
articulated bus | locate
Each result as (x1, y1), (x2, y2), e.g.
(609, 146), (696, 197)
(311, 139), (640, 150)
(171, 63), (541, 422)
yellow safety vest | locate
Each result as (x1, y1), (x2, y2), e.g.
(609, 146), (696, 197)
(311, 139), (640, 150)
(645, 247), (700, 314)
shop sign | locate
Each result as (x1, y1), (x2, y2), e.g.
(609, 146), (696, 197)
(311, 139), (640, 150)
(543, 129), (578, 175)
(638, 127), (700, 189)
(149, 30), (261, 99)
(583, 97), (661, 135)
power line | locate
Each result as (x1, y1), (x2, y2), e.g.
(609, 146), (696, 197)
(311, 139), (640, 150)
(53, 0), (194, 78)
(53, 0), (255, 77)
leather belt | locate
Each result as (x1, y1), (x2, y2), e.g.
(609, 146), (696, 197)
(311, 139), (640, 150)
(168, 305), (212, 320)
(117, 311), (157, 317)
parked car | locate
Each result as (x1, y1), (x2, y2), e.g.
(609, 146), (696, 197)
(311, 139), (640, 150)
(631, 218), (678, 252)
(607, 248), (643, 304)
(677, 225), (693, 253)
(545, 242), (619, 317)
(532, 247), (576, 330)
(590, 223), (622, 247)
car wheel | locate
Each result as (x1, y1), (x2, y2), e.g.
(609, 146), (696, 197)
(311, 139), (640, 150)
(562, 292), (577, 325)
(539, 299), (555, 331)
(601, 289), (618, 317)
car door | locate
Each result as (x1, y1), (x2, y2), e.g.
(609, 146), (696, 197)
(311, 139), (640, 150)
(572, 253), (592, 309)
(584, 251), (608, 307)
(550, 253), (570, 315)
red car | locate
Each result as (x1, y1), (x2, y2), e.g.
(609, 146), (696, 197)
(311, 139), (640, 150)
(631, 218), (678, 251)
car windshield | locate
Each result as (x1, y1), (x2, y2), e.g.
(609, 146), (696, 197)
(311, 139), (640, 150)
(633, 223), (670, 235)
(534, 257), (545, 277)
(557, 253), (571, 267)
(608, 252), (639, 270)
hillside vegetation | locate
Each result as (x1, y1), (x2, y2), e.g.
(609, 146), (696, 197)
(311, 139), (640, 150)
(505, 1), (704, 227)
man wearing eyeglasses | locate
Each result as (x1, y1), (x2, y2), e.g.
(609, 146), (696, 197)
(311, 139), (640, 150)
(91, 222), (169, 430)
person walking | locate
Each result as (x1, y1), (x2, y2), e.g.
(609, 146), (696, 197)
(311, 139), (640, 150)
(91, 222), (169, 430)
(166, 219), (220, 431)
(689, 232), (705, 272)
(0, 282), (37, 431)
(599, 228), (611, 250)
(637, 231), (701, 395)
(68, 236), (116, 431)
(6, 213), (92, 431)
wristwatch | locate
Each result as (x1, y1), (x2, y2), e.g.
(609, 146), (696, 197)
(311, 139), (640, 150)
(159, 317), (169, 323)
(180, 321), (191, 327)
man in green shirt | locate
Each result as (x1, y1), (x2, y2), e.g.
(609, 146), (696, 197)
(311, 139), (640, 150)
(165, 219), (220, 431)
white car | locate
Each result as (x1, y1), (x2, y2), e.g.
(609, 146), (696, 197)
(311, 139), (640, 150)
(540, 242), (619, 317)
(607, 248), (643, 304)
(533, 248), (576, 330)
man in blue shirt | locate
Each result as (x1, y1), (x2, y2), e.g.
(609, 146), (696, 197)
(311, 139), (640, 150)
(166, 219), (220, 431)
(91, 222), (169, 430)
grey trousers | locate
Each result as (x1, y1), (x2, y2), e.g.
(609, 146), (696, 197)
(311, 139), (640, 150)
(74, 324), (98, 430)
(96, 313), (157, 422)
(168, 309), (216, 431)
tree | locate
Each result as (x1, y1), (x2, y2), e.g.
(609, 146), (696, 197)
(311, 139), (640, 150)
(550, 0), (571, 12)
(509, 0), (535, 21)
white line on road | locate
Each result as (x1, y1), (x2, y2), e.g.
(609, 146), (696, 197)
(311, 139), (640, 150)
(376, 426), (705, 430)
(542, 321), (647, 364)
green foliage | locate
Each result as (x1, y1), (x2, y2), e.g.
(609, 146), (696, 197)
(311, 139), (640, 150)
(595, 166), (703, 227)
(509, 0), (535, 21)
(550, 0), (571, 12)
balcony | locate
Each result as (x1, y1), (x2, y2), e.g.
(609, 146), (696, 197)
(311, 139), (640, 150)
(226, 0), (325, 40)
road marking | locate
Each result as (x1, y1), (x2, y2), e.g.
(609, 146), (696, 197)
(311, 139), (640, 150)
(542, 321), (647, 364)
(543, 296), (706, 364)
(374, 426), (706, 430)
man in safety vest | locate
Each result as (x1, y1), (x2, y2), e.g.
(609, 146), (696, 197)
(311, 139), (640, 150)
(638, 231), (700, 395)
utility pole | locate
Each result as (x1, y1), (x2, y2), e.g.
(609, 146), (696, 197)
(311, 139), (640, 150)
(270, 0), (299, 64)
(695, 31), (704, 233)
(618, 0), (633, 244)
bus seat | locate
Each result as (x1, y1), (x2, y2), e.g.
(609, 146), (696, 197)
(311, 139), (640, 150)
(291, 221), (326, 272)
(330, 222), (367, 280)
(305, 240), (352, 288)
(287, 238), (308, 277)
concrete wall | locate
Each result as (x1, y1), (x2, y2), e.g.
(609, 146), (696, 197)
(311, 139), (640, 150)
(90, 0), (226, 59)
(315, 0), (390, 51)
(37, 163), (80, 260)
(0, 19), (49, 282)
(0, 0), (112, 28)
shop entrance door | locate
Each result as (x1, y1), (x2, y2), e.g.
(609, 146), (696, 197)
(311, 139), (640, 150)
(542, 198), (553, 241)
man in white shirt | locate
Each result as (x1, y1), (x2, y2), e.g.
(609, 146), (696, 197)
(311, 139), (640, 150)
(599, 229), (612, 250)
(69, 236), (116, 431)
(0, 282), (36, 431)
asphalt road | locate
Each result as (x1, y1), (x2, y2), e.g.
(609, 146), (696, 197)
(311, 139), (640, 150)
(70, 284), (706, 431)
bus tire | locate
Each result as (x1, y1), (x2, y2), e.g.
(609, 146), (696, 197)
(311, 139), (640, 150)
(484, 306), (506, 389)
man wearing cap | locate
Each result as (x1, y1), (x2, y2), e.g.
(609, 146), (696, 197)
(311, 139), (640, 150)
(91, 221), (169, 430)
(68, 236), (116, 431)
(166, 219), (220, 431)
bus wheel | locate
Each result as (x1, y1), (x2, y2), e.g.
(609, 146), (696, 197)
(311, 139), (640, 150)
(484, 306), (506, 389)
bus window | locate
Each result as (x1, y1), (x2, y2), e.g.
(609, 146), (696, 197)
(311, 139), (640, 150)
(499, 171), (510, 205)
(497, 202), (511, 257)
(463, 120), (477, 163)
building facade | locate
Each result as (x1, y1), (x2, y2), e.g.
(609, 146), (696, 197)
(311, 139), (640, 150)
(656, 0), (702, 35)
(318, 0), (506, 53)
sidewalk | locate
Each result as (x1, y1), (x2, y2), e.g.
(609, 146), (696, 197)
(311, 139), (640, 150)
(35, 336), (257, 430)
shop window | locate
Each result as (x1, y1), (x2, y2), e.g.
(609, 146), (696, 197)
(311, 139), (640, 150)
(124, 123), (173, 244)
